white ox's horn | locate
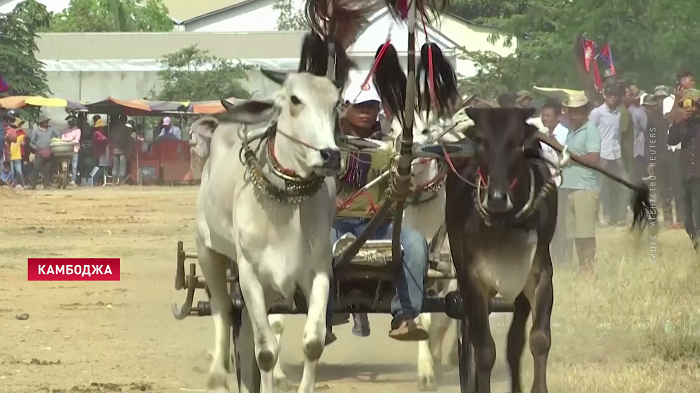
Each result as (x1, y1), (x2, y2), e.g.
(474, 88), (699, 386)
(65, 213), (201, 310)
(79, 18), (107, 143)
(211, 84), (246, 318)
(261, 68), (289, 86)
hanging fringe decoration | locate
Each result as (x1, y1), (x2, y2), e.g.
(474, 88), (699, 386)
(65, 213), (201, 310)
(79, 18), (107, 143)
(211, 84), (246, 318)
(302, 1), (452, 40)
(372, 43), (408, 125)
(297, 32), (355, 85)
(384, 0), (450, 22)
(417, 42), (458, 119)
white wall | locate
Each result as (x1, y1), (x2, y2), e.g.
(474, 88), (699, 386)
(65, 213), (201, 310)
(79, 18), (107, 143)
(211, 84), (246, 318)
(186, 0), (278, 32)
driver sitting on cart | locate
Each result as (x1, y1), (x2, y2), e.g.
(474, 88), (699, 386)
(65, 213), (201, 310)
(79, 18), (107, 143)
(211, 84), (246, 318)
(326, 79), (429, 344)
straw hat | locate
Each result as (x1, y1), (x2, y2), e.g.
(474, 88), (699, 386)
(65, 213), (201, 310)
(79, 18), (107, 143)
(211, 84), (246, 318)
(653, 85), (671, 98)
(94, 119), (106, 128)
(516, 90), (532, 99)
(642, 95), (656, 106)
(562, 94), (589, 108)
(683, 88), (700, 100)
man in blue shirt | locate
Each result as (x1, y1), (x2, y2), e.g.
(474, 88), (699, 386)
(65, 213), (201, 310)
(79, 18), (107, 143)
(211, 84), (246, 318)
(546, 94), (601, 274)
(590, 87), (626, 225)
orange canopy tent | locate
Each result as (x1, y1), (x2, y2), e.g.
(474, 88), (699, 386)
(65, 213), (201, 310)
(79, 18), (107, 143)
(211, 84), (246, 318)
(188, 98), (242, 114)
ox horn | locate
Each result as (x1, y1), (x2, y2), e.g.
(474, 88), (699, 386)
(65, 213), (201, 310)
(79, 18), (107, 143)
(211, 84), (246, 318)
(261, 68), (289, 86)
(220, 99), (236, 111)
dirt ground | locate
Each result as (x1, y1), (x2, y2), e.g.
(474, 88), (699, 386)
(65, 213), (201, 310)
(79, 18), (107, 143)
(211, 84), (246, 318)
(1, 186), (699, 393)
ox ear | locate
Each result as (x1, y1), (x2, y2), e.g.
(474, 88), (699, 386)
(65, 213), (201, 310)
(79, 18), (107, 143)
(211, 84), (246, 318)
(464, 108), (482, 124)
(193, 116), (219, 139)
(220, 99), (278, 124)
(261, 68), (289, 85)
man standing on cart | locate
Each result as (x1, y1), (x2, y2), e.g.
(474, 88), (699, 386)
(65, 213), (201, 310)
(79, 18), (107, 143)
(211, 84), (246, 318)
(326, 78), (429, 344)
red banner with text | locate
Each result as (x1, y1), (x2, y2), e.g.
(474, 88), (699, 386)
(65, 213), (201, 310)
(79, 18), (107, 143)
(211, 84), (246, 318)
(27, 258), (121, 281)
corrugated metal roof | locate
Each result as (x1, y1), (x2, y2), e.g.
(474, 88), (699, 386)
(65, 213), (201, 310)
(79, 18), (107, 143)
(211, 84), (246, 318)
(36, 32), (308, 60)
(163, 0), (254, 23)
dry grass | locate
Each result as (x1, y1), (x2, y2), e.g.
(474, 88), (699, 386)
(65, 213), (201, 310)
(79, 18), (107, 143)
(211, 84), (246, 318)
(1, 186), (699, 392)
(538, 226), (700, 392)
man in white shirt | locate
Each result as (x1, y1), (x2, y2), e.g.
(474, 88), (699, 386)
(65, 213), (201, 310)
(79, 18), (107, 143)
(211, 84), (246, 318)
(540, 99), (570, 265)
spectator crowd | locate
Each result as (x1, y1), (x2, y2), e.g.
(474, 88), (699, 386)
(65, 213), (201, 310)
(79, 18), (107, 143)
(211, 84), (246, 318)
(1, 111), (185, 189)
(537, 70), (697, 272)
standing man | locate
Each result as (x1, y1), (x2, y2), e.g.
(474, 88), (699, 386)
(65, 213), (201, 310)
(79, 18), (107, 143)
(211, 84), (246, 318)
(28, 117), (60, 190)
(546, 95), (601, 273)
(668, 88), (700, 250)
(61, 114), (81, 187)
(663, 73), (695, 228)
(652, 85), (685, 228)
(627, 86), (648, 181)
(590, 87), (626, 225)
(8, 117), (27, 188)
(157, 117), (182, 140)
(516, 90), (533, 108)
(109, 115), (131, 186)
(540, 99), (570, 264)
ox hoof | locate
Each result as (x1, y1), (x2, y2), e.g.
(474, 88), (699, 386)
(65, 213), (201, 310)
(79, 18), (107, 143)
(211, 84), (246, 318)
(417, 374), (437, 391)
(206, 371), (229, 392)
(274, 374), (288, 391)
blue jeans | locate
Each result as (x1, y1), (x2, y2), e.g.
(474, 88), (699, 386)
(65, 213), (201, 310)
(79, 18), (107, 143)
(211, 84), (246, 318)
(326, 217), (428, 329)
(70, 153), (79, 183)
(11, 160), (23, 186)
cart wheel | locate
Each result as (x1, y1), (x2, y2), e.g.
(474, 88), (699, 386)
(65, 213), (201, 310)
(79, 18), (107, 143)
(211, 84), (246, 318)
(458, 318), (476, 393)
(230, 282), (261, 393)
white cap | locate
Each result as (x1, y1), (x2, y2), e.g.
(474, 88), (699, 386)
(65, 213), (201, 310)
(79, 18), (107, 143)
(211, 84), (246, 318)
(343, 76), (381, 105)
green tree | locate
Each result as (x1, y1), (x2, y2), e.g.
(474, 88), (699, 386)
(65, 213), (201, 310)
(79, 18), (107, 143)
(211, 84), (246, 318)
(273, 0), (307, 31)
(0, 0), (51, 97)
(453, 0), (700, 99)
(153, 45), (252, 102)
(47, 0), (173, 32)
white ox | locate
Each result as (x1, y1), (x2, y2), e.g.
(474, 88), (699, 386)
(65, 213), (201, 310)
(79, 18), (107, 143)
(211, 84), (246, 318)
(266, 108), (472, 392)
(194, 71), (342, 393)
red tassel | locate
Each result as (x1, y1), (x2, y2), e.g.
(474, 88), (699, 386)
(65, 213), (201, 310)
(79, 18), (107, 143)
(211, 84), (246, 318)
(397, 0), (409, 19)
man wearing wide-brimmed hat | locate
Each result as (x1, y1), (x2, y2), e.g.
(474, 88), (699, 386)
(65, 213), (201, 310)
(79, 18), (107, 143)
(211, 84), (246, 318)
(516, 90), (533, 108)
(555, 94), (602, 273)
(668, 88), (700, 249)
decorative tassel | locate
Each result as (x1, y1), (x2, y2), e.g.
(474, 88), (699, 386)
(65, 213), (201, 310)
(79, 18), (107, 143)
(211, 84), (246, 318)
(417, 43), (458, 119)
(373, 43), (407, 124)
(297, 32), (355, 86)
(340, 153), (371, 187)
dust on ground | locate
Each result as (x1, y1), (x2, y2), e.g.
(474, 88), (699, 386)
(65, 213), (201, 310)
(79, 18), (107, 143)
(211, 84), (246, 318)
(0, 186), (699, 393)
